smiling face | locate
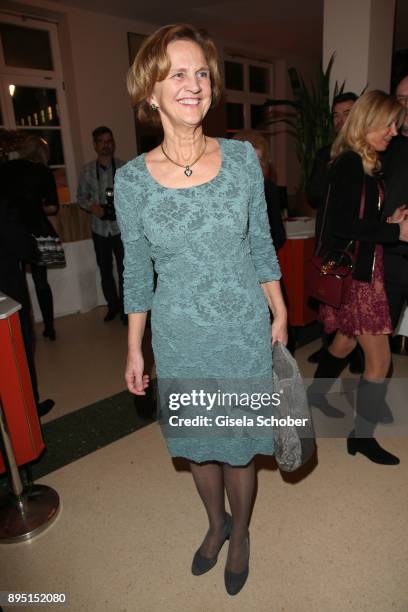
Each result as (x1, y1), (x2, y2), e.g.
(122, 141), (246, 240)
(149, 39), (212, 130)
(365, 120), (398, 152)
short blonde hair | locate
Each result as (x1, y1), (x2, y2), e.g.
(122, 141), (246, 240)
(20, 135), (49, 165)
(331, 90), (405, 175)
(127, 23), (222, 124)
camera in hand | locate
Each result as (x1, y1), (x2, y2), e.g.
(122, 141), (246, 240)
(101, 187), (116, 221)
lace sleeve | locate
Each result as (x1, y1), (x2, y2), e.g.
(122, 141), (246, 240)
(245, 142), (281, 282)
(114, 166), (154, 312)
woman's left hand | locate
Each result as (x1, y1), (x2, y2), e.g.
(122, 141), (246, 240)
(271, 315), (288, 346)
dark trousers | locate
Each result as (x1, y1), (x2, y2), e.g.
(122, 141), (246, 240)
(19, 306), (39, 403)
(30, 263), (54, 329)
(384, 252), (408, 330)
(92, 232), (124, 311)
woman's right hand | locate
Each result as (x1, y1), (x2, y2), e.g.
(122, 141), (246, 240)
(125, 351), (149, 395)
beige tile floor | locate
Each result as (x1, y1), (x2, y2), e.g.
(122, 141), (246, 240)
(1, 308), (408, 612)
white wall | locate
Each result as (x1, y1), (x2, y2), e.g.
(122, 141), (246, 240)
(323, 0), (395, 95)
(368, 0), (396, 92)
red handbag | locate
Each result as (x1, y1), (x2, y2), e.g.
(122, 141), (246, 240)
(306, 244), (354, 308)
(306, 182), (366, 309)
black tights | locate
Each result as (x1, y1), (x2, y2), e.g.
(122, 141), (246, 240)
(190, 460), (255, 572)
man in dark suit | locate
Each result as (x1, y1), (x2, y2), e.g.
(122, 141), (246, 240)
(382, 75), (408, 334)
(306, 92), (358, 223)
(0, 155), (55, 417)
(306, 92), (359, 365)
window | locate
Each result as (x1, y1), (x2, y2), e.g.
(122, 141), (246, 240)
(0, 14), (76, 203)
(0, 23), (53, 70)
(225, 61), (244, 91)
(226, 102), (244, 130)
(224, 54), (275, 168)
(224, 55), (274, 132)
(249, 65), (269, 94)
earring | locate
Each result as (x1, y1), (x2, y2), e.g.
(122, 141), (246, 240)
(151, 103), (158, 111)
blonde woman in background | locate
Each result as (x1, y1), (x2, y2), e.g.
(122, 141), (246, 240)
(309, 90), (408, 465)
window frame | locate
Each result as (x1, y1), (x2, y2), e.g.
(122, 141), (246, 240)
(224, 53), (275, 133)
(0, 13), (77, 201)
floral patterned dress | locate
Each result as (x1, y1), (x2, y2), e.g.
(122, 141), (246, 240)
(319, 180), (392, 337)
(114, 139), (282, 464)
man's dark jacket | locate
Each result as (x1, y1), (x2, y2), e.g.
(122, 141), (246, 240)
(305, 145), (331, 242)
(382, 135), (408, 255)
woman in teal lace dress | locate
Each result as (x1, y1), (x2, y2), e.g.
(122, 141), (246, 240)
(115, 24), (287, 596)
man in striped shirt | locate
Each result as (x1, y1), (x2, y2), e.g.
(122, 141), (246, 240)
(77, 126), (126, 322)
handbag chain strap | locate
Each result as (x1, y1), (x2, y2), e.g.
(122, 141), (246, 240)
(353, 179), (366, 259)
(316, 184), (331, 256)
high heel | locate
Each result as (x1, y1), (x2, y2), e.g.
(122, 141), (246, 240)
(224, 534), (250, 596)
(43, 327), (56, 341)
(37, 398), (55, 417)
(191, 512), (232, 576)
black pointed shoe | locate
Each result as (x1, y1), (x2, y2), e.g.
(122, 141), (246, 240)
(43, 326), (56, 341)
(347, 432), (400, 465)
(191, 513), (232, 576)
(37, 399), (55, 417)
(104, 307), (119, 322)
(224, 534), (250, 596)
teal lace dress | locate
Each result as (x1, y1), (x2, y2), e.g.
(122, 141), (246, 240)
(114, 139), (281, 465)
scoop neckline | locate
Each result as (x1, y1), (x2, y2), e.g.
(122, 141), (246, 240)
(143, 137), (224, 191)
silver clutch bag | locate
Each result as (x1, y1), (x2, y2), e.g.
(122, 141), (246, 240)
(272, 342), (316, 471)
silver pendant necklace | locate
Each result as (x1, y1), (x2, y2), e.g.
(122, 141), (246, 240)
(161, 137), (207, 177)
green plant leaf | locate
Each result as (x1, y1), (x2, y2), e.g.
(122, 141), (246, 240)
(263, 52), (341, 190)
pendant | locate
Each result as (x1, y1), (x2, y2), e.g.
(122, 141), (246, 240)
(184, 166), (193, 177)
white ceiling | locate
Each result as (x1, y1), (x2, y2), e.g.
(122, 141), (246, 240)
(54, 0), (325, 57)
(54, 0), (408, 56)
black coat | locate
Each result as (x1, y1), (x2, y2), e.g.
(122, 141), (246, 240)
(264, 178), (286, 251)
(319, 151), (400, 282)
(305, 145), (331, 241)
(305, 145), (331, 211)
(0, 158), (58, 305)
(0, 159), (59, 235)
(0, 208), (37, 309)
